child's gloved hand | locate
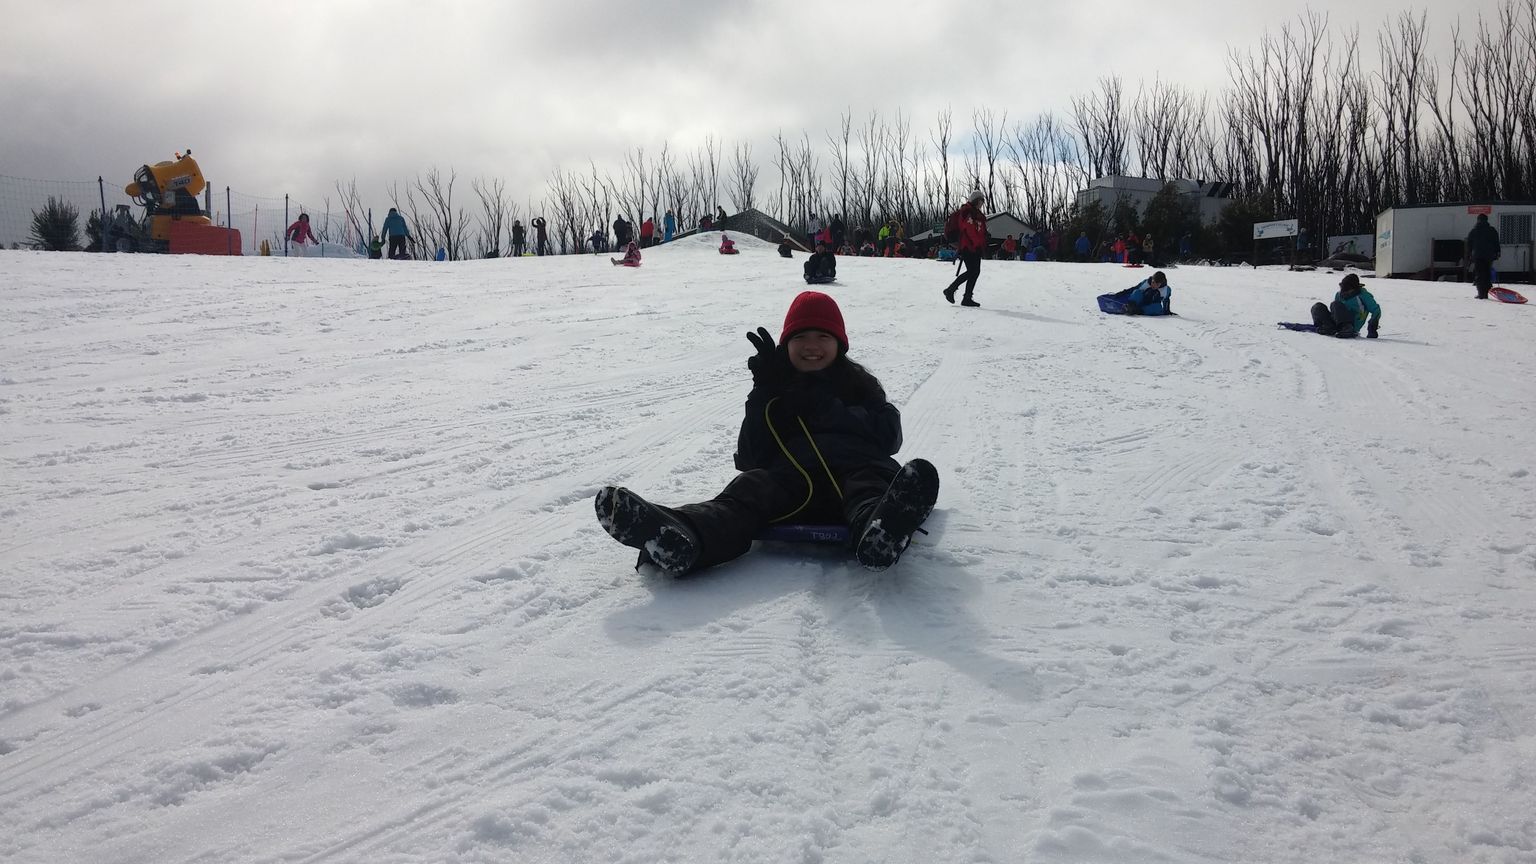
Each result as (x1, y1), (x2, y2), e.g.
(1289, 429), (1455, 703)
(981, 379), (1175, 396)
(746, 327), (786, 387)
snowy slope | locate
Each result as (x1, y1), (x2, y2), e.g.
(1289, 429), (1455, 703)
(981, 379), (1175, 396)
(2, 236), (1534, 864)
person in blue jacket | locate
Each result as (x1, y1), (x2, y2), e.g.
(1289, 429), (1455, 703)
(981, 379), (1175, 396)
(663, 209), (677, 244)
(1310, 273), (1380, 338)
(1116, 270), (1173, 315)
(381, 208), (412, 259)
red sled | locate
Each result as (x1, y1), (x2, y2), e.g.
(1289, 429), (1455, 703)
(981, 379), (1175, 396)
(1490, 286), (1528, 304)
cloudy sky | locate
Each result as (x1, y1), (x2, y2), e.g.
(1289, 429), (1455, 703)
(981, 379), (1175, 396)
(2, 0), (1444, 213)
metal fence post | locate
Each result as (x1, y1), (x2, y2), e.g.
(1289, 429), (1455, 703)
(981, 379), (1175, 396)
(97, 177), (108, 252)
(283, 194), (289, 257)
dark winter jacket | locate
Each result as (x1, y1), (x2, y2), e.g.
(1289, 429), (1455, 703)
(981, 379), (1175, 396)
(804, 250), (837, 279)
(381, 211), (410, 239)
(734, 357), (902, 477)
(1467, 220), (1501, 261)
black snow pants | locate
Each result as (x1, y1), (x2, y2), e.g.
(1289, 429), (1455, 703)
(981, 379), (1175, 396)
(1310, 301), (1357, 338)
(667, 464), (899, 571)
(945, 252), (982, 300)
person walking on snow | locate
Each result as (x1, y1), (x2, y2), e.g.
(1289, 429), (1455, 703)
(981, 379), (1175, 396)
(594, 291), (940, 576)
(942, 189), (988, 307)
(1466, 213), (1502, 300)
(285, 213), (318, 257)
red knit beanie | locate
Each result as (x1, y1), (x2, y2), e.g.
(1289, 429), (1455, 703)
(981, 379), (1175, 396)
(780, 290), (848, 351)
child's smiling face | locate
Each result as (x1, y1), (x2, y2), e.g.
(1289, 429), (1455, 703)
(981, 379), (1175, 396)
(786, 330), (838, 373)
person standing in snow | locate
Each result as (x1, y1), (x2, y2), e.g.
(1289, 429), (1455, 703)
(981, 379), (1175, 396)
(640, 216), (655, 248)
(381, 207), (412, 259)
(511, 219), (526, 257)
(1465, 213), (1502, 300)
(942, 189), (988, 307)
(594, 291), (939, 576)
(663, 209), (677, 243)
(285, 213), (318, 257)
(532, 216), (549, 256)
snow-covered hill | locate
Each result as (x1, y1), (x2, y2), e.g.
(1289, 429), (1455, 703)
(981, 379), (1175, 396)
(2, 236), (1534, 863)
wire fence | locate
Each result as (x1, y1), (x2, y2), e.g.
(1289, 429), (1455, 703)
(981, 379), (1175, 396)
(0, 173), (373, 256)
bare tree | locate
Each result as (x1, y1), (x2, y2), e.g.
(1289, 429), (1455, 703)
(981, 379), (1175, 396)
(727, 142), (759, 212)
(1071, 76), (1130, 178)
(472, 176), (511, 257)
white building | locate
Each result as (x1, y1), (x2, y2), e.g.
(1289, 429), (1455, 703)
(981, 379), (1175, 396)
(1074, 176), (1235, 225)
(1375, 203), (1534, 279)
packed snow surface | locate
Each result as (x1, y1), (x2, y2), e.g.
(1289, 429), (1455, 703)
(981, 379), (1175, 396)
(2, 234), (1534, 863)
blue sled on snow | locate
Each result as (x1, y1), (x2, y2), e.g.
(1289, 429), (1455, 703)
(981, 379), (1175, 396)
(1096, 294), (1131, 314)
(758, 524), (849, 544)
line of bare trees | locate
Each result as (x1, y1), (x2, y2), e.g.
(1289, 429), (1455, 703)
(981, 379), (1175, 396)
(340, 1), (1533, 260)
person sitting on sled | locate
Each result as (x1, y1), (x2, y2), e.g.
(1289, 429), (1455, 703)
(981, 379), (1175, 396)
(778, 235), (794, 258)
(1310, 273), (1380, 338)
(804, 242), (837, 283)
(611, 240), (642, 267)
(595, 291), (940, 576)
(1113, 270), (1173, 315)
(719, 233), (739, 254)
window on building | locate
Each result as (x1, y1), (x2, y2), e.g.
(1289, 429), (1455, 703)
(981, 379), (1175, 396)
(1500, 213), (1533, 244)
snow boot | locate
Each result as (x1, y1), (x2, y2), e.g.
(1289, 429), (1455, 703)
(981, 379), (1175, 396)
(960, 296), (981, 307)
(854, 459), (940, 571)
(943, 286), (957, 304)
(595, 486), (701, 577)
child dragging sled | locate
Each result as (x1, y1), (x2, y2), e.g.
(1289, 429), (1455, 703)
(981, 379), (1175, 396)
(595, 291), (940, 576)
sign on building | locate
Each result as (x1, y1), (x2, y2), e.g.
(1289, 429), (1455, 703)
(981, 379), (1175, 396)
(1253, 219), (1300, 239)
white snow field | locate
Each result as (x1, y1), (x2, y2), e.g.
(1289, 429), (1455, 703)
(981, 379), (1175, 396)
(2, 233), (1534, 864)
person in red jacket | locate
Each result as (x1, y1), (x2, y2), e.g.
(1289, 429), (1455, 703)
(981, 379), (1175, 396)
(285, 213), (318, 256)
(942, 190), (988, 307)
(640, 216), (655, 247)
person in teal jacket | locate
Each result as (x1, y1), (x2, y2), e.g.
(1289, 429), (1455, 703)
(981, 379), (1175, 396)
(1310, 273), (1381, 338)
(1119, 271), (1172, 315)
(381, 208), (411, 259)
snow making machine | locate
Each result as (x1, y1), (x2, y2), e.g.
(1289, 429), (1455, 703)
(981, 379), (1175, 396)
(123, 151), (241, 254)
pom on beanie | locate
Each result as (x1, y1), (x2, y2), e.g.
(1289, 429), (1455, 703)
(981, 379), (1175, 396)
(780, 290), (848, 352)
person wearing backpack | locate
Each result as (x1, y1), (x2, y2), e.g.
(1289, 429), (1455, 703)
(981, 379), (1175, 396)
(942, 190), (988, 307)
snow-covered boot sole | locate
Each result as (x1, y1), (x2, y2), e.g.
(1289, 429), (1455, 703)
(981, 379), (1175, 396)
(594, 487), (700, 577)
(855, 459), (940, 571)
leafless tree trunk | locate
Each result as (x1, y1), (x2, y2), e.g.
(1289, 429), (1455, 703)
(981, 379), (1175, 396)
(727, 142), (759, 212)
(472, 176), (511, 258)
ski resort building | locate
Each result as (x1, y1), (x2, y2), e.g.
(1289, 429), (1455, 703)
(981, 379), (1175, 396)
(1074, 176), (1235, 225)
(1374, 202), (1534, 280)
